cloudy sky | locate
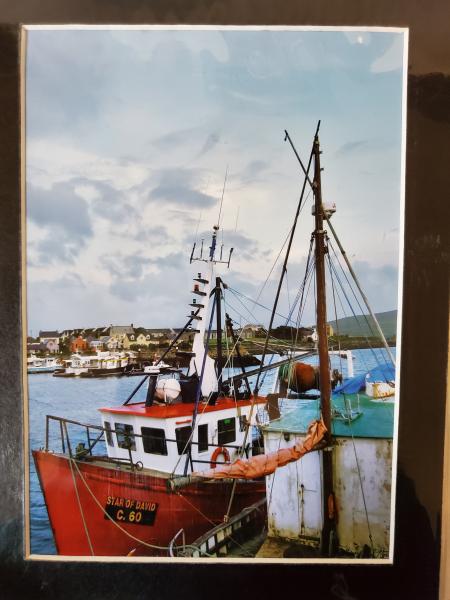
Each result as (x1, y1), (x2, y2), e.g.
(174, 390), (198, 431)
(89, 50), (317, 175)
(25, 27), (406, 335)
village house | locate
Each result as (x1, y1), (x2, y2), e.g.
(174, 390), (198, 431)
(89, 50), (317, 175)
(70, 336), (88, 353)
(236, 324), (265, 340)
(100, 324), (135, 349)
(39, 330), (60, 353)
(305, 325), (333, 343)
(123, 329), (154, 349)
(27, 341), (48, 354)
(89, 339), (105, 351)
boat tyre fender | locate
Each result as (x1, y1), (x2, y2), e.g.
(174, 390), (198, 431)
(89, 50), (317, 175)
(210, 447), (231, 469)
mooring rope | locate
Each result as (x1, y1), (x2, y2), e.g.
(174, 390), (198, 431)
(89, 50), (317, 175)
(70, 457), (170, 552)
(68, 453), (95, 556)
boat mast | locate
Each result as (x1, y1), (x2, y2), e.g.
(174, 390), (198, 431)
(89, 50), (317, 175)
(215, 276), (223, 395)
(312, 132), (337, 555)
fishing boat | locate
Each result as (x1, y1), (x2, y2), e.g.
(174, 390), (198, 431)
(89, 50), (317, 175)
(32, 224), (279, 557)
(179, 124), (397, 560)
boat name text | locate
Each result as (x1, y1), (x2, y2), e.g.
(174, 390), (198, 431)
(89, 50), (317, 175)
(104, 496), (158, 526)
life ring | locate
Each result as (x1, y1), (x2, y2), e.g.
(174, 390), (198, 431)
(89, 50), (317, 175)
(210, 447), (231, 469)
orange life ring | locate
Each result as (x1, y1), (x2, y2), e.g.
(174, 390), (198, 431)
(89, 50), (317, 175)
(210, 446), (231, 469)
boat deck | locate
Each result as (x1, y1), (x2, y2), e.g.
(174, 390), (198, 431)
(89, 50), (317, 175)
(263, 393), (394, 439)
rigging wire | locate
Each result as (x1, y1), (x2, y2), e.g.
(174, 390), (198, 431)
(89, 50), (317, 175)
(328, 240), (393, 373)
(327, 254), (391, 375)
(326, 252), (344, 377)
(322, 258), (373, 377)
(228, 287), (298, 326)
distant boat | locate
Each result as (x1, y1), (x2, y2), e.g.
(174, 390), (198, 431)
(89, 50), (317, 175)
(27, 356), (60, 374)
(79, 352), (130, 378)
(53, 352), (130, 378)
(53, 353), (90, 377)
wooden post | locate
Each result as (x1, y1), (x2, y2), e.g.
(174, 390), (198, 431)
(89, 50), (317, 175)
(313, 133), (336, 556)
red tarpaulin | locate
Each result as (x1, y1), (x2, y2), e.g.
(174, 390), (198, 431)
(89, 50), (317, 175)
(193, 418), (327, 480)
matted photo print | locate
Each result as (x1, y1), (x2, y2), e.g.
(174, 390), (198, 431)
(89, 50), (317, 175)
(24, 25), (407, 562)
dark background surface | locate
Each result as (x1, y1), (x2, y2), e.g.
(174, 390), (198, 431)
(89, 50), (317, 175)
(0, 2), (449, 599)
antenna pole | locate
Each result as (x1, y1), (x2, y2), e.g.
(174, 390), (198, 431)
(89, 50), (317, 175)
(217, 166), (228, 227)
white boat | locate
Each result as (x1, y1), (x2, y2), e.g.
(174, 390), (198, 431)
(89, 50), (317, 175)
(80, 352), (129, 377)
(53, 354), (91, 377)
(27, 356), (60, 374)
(53, 352), (129, 378)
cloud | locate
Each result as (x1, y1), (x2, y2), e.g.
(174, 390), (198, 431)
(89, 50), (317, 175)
(25, 29), (404, 335)
(27, 181), (93, 265)
(347, 260), (399, 313)
(123, 225), (171, 244)
(26, 31), (115, 136)
(148, 168), (217, 208)
(152, 127), (199, 151)
(196, 132), (220, 159)
(72, 177), (137, 222)
(100, 250), (186, 302)
(334, 140), (368, 157)
(100, 253), (152, 280)
(149, 252), (185, 270)
(232, 159), (270, 185)
(33, 232), (80, 266)
(28, 181), (92, 236)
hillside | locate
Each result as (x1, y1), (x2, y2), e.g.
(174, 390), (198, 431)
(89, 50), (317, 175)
(328, 309), (397, 339)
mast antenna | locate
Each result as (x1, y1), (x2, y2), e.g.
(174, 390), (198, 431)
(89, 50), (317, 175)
(217, 165), (228, 228)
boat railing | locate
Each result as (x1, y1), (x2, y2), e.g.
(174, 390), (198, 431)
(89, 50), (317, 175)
(170, 498), (267, 557)
(44, 414), (259, 471)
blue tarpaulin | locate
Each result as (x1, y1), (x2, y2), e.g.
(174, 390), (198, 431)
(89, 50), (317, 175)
(333, 364), (395, 396)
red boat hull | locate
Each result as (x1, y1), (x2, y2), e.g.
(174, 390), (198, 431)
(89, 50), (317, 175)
(33, 450), (265, 556)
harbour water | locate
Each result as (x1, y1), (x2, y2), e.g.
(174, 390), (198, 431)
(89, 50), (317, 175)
(28, 347), (395, 555)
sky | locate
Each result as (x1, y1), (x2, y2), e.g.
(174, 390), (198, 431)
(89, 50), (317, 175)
(25, 27), (406, 336)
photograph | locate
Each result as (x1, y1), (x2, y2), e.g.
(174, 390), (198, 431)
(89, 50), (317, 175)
(24, 25), (407, 561)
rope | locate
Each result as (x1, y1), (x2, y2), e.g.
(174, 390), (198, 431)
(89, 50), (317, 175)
(68, 454), (94, 556)
(70, 457), (170, 552)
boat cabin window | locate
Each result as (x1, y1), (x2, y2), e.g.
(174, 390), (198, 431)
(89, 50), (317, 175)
(104, 421), (114, 447)
(218, 418), (236, 445)
(114, 423), (136, 451)
(175, 426), (192, 455)
(141, 427), (168, 455)
(198, 424), (208, 452)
